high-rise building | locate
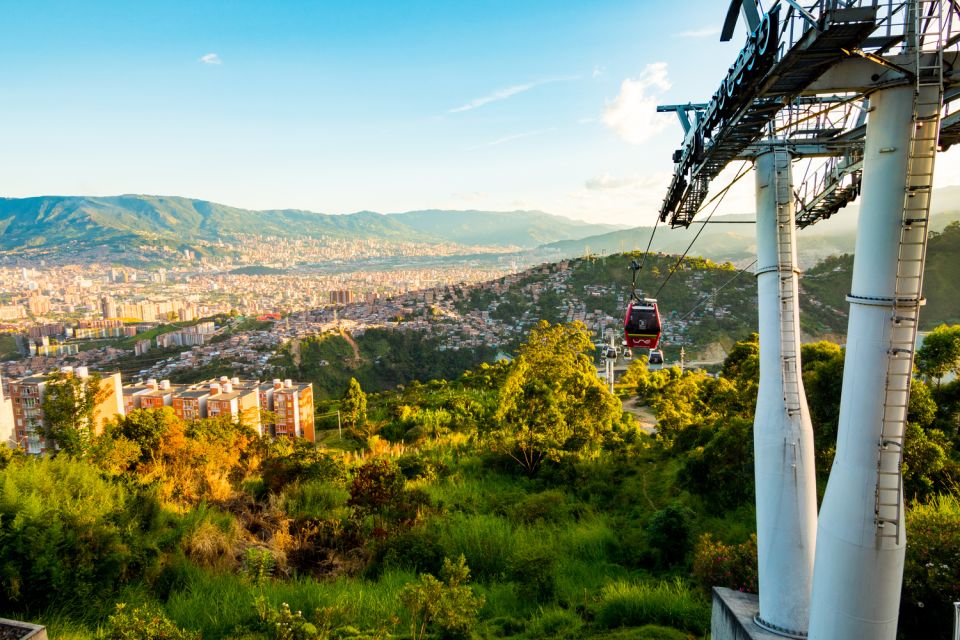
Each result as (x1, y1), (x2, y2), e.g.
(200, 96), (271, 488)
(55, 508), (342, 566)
(101, 296), (118, 320)
(329, 290), (354, 305)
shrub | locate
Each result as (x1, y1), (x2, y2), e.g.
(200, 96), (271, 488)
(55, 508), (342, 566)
(507, 489), (577, 525)
(646, 503), (692, 569)
(101, 603), (199, 640)
(691, 533), (758, 594)
(900, 494), (960, 639)
(594, 578), (710, 634)
(400, 555), (485, 640)
(680, 417), (754, 511)
(369, 526), (444, 577)
(507, 543), (557, 602)
(252, 598), (319, 640)
(348, 459), (405, 515)
(0, 457), (149, 610)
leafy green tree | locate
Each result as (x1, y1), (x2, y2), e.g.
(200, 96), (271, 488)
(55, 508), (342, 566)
(902, 423), (952, 501)
(801, 341), (845, 469)
(109, 407), (183, 463)
(341, 377), (367, 432)
(489, 321), (621, 475)
(400, 555), (485, 640)
(916, 324), (960, 385)
(41, 371), (105, 457)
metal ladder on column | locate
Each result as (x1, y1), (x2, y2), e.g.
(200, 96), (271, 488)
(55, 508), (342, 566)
(875, 0), (945, 545)
(773, 145), (802, 418)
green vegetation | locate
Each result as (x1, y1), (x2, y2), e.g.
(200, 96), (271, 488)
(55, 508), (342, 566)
(0, 334), (20, 360)
(0, 195), (620, 254)
(801, 221), (960, 332)
(272, 329), (497, 400)
(1, 322), (957, 639)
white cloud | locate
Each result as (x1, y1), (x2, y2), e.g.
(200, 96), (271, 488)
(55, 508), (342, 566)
(592, 65), (605, 79)
(602, 63), (672, 145)
(449, 76), (577, 113)
(584, 173), (640, 191)
(674, 27), (721, 38)
(199, 53), (222, 65)
(469, 128), (556, 150)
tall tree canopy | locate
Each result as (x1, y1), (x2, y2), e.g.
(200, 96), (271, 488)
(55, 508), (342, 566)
(489, 321), (621, 475)
(916, 324), (960, 385)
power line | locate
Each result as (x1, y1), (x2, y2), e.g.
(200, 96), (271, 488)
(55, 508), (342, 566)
(637, 214), (661, 273)
(653, 162), (752, 299)
(676, 259), (758, 322)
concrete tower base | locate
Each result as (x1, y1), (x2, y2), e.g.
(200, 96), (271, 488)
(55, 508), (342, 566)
(712, 588), (803, 640)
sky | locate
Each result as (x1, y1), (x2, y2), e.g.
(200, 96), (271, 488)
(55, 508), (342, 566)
(1, 0), (958, 226)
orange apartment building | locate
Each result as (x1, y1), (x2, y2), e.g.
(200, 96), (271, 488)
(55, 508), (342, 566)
(8, 367), (124, 454)
(204, 377), (261, 429)
(120, 376), (314, 441)
(270, 379), (315, 442)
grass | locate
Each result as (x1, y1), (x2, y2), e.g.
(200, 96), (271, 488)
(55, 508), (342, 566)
(165, 569), (416, 638)
(593, 578), (710, 635)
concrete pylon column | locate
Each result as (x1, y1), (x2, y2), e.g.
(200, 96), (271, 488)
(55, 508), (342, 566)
(809, 85), (930, 640)
(752, 147), (819, 637)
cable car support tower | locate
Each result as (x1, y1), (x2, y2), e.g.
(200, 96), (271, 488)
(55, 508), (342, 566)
(656, 1), (958, 638)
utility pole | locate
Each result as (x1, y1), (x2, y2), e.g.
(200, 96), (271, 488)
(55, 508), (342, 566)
(679, 347), (685, 373)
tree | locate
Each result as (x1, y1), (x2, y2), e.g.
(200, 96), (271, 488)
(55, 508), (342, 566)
(341, 377), (367, 432)
(916, 324), (960, 385)
(489, 321), (621, 475)
(41, 371), (105, 457)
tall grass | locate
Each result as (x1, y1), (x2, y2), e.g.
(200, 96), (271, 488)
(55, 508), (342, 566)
(278, 479), (350, 520)
(433, 513), (514, 581)
(164, 568), (417, 638)
(594, 578), (710, 635)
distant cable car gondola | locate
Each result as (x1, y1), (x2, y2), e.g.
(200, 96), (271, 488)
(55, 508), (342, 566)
(648, 349), (664, 365)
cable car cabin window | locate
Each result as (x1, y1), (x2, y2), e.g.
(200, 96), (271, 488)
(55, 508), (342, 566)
(648, 350), (664, 365)
(624, 300), (661, 350)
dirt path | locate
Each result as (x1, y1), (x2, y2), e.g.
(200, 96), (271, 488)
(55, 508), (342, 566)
(338, 325), (361, 362)
(622, 396), (658, 435)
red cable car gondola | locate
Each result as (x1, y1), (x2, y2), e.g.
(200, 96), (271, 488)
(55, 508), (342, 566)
(624, 298), (661, 350)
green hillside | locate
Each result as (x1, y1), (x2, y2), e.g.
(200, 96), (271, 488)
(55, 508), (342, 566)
(0, 196), (621, 253)
(799, 221), (960, 332)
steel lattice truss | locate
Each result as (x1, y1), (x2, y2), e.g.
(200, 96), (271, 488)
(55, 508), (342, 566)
(658, 0), (960, 229)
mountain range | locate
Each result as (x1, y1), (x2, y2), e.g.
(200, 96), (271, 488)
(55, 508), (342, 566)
(4, 187), (960, 266)
(0, 195), (622, 252)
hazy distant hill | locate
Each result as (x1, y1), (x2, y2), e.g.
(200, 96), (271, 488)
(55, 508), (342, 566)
(540, 186), (960, 266)
(393, 209), (623, 247)
(0, 195), (621, 253)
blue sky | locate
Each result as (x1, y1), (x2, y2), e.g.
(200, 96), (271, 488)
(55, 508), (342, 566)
(1, 1), (957, 226)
